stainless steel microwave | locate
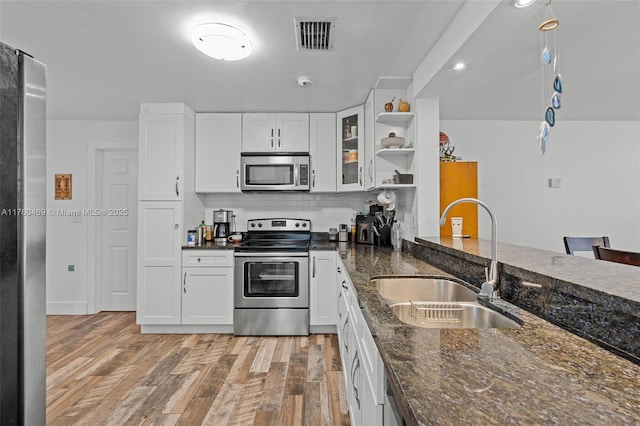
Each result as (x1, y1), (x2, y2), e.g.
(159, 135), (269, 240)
(240, 152), (310, 191)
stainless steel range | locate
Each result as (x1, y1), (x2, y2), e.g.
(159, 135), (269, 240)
(233, 218), (311, 336)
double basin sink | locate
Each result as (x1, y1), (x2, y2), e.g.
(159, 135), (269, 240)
(373, 277), (520, 329)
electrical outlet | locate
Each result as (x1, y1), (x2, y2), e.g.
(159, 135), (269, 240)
(67, 265), (75, 272)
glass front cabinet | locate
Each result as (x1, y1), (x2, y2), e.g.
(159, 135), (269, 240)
(336, 105), (365, 192)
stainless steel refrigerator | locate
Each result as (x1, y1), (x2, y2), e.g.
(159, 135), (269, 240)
(0, 42), (47, 425)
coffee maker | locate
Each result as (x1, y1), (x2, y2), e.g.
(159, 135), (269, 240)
(355, 205), (393, 246)
(213, 209), (233, 242)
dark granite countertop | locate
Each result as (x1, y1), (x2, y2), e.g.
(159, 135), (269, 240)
(416, 236), (640, 303)
(339, 243), (640, 425)
(181, 241), (239, 250)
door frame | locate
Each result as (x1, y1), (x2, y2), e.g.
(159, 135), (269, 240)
(87, 143), (138, 314)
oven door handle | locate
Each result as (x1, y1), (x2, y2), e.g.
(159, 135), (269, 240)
(234, 251), (309, 258)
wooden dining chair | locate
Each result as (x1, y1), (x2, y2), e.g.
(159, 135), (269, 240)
(563, 236), (610, 256)
(592, 246), (640, 267)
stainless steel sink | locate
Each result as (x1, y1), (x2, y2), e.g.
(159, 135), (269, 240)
(373, 277), (520, 329)
(389, 301), (520, 329)
(373, 277), (478, 304)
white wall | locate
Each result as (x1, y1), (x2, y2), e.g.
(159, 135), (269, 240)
(46, 120), (138, 314)
(440, 120), (640, 253)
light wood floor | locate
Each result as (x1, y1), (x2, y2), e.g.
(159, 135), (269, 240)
(46, 312), (351, 425)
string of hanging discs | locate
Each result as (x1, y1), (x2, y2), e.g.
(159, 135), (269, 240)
(536, 0), (563, 155)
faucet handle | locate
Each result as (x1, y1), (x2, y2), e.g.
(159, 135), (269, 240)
(484, 267), (489, 282)
(480, 281), (496, 299)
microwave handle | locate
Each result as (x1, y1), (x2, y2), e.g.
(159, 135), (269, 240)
(277, 128), (281, 149)
(236, 170), (239, 188)
(270, 129), (274, 150)
(294, 164), (299, 186)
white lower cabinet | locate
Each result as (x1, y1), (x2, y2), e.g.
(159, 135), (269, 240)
(310, 251), (337, 326)
(336, 256), (385, 426)
(137, 201), (182, 325)
(181, 251), (233, 325)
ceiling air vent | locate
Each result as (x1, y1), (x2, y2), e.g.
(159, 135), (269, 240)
(294, 17), (336, 51)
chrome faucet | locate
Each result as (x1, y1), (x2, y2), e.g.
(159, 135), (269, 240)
(439, 198), (499, 300)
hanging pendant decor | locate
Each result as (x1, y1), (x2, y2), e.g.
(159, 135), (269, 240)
(537, 121), (550, 155)
(553, 74), (563, 93)
(536, 0), (562, 155)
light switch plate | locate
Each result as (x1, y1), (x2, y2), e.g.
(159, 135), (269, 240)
(548, 178), (561, 188)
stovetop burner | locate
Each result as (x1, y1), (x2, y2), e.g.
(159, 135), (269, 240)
(235, 218), (311, 253)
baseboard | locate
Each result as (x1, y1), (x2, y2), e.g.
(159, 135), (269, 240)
(46, 302), (87, 315)
(140, 324), (234, 334)
(310, 325), (337, 334)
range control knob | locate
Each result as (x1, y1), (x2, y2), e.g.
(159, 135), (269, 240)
(250, 223), (256, 228)
(295, 223), (300, 228)
(258, 223), (263, 227)
(302, 222), (307, 227)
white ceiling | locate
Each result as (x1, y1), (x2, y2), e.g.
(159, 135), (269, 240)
(1, 0), (638, 121)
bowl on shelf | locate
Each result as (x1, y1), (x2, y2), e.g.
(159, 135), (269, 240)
(381, 136), (405, 148)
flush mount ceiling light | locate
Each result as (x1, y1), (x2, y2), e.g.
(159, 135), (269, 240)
(452, 62), (467, 71)
(192, 23), (252, 61)
(514, 0), (537, 8)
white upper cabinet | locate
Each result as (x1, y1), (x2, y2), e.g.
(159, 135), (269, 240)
(138, 103), (193, 200)
(309, 113), (336, 192)
(336, 105), (365, 192)
(363, 89), (376, 191)
(242, 113), (309, 152)
(195, 113), (242, 193)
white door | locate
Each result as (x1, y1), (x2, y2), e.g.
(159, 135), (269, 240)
(101, 150), (138, 310)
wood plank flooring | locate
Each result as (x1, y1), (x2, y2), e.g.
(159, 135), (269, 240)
(46, 312), (351, 425)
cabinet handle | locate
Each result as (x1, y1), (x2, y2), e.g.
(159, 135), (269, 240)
(351, 350), (360, 409)
(343, 317), (349, 353)
(368, 159), (373, 181)
(312, 169), (315, 188)
(175, 175), (180, 197)
(270, 128), (274, 149)
(337, 266), (342, 273)
(277, 128), (281, 148)
(358, 166), (362, 186)
(183, 272), (187, 294)
(337, 292), (343, 319)
(341, 280), (348, 290)
(174, 223), (179, 230)
(312, 256), (316, 278)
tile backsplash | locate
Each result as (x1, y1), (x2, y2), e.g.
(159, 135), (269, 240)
(200, 192), (379, 232)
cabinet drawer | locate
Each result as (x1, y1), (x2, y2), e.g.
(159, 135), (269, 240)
(182, 250), (233, 267)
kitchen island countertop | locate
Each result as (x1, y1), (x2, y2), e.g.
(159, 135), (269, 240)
(339, 242), (640, 425)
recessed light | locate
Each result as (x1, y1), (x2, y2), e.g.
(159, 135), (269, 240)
(514, 0), (536, 8)
(452, 62), (467, 71)
(192, 23), (253, 61)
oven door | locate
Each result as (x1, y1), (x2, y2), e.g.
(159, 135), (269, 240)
(234, 252), (309, 309)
